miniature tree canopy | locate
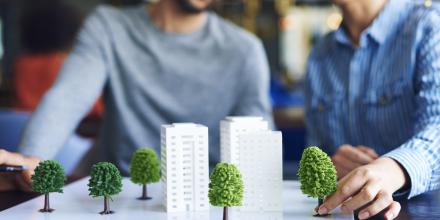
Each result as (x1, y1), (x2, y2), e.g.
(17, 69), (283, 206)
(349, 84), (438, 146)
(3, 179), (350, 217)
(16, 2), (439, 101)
(31, 160), (66, 213)
(209, 163), (244, 220)
(88, 162), (122, 215)
(297, 146), (337, 208)
(130, 147), (161, 200)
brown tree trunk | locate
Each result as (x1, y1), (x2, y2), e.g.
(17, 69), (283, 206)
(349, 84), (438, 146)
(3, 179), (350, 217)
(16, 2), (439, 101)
(137, 184), (152, 200)
(223, 207), (228, 220)
(39, 193), (54, 212)
(100, 196), (114, 215)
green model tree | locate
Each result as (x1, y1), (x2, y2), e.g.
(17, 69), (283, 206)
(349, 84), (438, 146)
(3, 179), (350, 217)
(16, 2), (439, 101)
(130, 148), (161, 200)
(88, 162), (122, 215)
(31, 160), (66, 213)
(297, 146), (337, 215)
(209, 163), (244, 220)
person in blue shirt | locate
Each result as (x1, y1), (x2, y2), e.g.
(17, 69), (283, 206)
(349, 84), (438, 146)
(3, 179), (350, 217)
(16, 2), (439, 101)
(305, 0), (440, 219)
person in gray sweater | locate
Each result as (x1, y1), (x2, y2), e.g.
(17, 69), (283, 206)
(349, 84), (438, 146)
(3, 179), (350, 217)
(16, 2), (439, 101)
(0, 0), (272, 191)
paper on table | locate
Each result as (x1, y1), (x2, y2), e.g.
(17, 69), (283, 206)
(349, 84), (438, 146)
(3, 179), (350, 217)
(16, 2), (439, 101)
(0, 178), (353, 220)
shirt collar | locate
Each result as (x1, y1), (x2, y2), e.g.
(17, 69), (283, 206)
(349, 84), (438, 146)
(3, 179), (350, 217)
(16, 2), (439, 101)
(334, 0), (409, 46)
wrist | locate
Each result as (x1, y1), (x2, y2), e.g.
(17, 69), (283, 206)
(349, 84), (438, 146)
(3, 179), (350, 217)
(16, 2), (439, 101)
(373, 157), (409, 192)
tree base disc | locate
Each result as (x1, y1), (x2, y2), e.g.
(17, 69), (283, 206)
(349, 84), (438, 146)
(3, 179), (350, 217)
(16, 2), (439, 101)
(100, 210), (115, 215)
(313, 213), (330, 217)
(39, 208), (54, 213)
(137, 196), (152, 200)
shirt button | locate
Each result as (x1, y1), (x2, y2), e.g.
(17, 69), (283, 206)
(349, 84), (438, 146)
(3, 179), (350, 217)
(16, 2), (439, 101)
(379, 96), (388, 106)
(318, 104), (325, 112)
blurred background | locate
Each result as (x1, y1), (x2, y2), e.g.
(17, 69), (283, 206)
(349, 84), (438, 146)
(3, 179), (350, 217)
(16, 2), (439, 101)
(0, 0), (434, 177)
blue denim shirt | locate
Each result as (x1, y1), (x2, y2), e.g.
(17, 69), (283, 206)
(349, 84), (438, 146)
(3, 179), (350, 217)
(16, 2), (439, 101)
(305, 0), (440, 198)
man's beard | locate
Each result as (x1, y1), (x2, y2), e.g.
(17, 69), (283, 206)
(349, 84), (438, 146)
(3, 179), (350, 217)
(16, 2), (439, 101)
(176, 0), (211, 14)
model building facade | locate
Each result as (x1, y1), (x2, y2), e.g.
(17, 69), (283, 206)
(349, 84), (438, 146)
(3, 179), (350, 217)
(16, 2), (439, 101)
(220, 117), (283, 211)
(161, 123), (209, 212)
(220, 117), (268, 163)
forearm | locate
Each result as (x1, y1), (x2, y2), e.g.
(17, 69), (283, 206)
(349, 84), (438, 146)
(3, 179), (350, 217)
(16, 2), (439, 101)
(18, 8), (110, 159)
(18, 50), (108, 160)
(18, 88), (94, 159)
(384, 14), (440, 198)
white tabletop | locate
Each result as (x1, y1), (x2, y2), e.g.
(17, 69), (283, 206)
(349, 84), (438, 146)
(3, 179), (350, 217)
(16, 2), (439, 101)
(0, 178), (353, 220)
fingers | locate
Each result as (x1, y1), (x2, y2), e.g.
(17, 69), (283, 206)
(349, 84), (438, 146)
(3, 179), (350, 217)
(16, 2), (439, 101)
(20, 156), (41, 191)
(333, 145), (369, 179)
(333, 153), (364, 170)
(335, 167), (350, 180)
(339, 145), (374, 164)
(0, 149), (26, 192)
(357, 146), (379, 159)
(341, 180), (381, 212)
(0, 149), (25, 165)
(0, 149), (40, 192)
(358, 191), (394, 219)
(318, 168), (370, 215)
(0, 149), (40, 182)
(321, 158), (404, 219)
(15, 175), (32, 192)
(332, 154), (359, 179)
(384, 201), (401, 220)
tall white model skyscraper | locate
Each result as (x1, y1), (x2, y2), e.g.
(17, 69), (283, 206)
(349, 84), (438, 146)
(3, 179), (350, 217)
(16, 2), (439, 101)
(220, 117), (283, 211)
(161, 123), (209, 213)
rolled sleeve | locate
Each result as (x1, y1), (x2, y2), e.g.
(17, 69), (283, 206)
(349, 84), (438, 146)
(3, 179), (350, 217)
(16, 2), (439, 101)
(383, 10), (440, 199)
(18, 7), (110, 159)
(384, 146), (432, 198)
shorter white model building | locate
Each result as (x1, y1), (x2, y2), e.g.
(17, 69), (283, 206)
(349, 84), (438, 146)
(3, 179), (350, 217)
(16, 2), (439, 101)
(220, 117), (283, 211)
(161, 123), (209, 213)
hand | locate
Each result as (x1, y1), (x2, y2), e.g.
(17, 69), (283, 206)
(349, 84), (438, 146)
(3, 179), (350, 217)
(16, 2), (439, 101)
(318, 157), (408, 220)
(357, 145), (379, 159)
(332, 145), (379, 179)
(0, 149), (41, 192)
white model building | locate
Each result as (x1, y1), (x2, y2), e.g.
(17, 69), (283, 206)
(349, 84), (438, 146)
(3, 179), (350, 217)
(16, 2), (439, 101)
(161, 123), (209, 213)
(220, 117), (283, 212)
(220, 117), (269, 163)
